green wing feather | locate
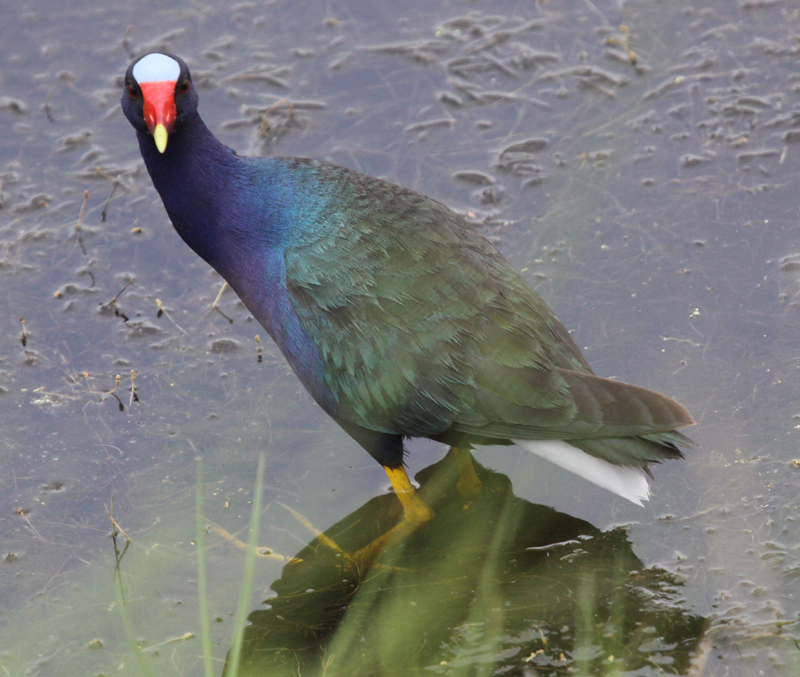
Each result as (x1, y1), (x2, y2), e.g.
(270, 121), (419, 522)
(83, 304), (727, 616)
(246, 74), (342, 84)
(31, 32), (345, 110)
(283, 161), (692, 452)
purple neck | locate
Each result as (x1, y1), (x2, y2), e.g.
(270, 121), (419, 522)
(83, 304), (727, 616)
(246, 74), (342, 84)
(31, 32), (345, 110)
(137, 114), (240, 272)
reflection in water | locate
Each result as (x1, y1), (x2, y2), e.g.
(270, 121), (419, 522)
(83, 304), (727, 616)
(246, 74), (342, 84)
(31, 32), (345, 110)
(223, 451), (705, 676)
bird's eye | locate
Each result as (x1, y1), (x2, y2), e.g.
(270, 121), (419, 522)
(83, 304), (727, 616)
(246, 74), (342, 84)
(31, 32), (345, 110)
(127, 83), (140, 99)
(178, 79), (190, 95)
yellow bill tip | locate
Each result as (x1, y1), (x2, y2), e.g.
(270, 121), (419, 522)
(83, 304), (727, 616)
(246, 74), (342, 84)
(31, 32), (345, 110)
(153, 124), (168, 153)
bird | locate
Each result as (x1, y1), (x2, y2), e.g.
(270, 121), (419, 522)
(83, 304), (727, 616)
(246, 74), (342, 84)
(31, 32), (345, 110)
(121, 52), (693, 534)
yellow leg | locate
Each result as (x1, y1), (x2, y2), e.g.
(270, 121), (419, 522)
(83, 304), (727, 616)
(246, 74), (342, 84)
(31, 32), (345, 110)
(452, 446), (482, 497)
(213, 468), (435, 575)
(385, 466), (435, 526)
(352, 466), (434, 565)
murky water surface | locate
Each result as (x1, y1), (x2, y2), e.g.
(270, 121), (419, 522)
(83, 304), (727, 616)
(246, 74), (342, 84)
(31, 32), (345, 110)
(1, 1), (799, 675)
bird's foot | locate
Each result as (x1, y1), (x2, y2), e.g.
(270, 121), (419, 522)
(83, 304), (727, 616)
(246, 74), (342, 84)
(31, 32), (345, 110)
(211, 467), (435, 575)
(350, 476), (433, 570)
(385, 466), (435, 526)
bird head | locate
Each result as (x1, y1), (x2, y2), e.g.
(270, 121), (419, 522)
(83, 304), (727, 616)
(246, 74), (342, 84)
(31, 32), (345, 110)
(121, 52), (197, 153)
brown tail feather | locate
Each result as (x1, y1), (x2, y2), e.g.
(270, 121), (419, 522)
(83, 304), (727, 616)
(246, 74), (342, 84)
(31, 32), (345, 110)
(558, 368), (694, 432)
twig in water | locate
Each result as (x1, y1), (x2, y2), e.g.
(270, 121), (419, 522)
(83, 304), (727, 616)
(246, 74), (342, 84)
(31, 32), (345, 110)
(155, 298), (189, 335)
(259, 98), (295, 136)
(106, 374), (124, 411)
(44, 92), (55, 123)
(75, 190), (89, 255)
(101, 182), (118, 222)
(101, 278), (135, 322)
(210, 282), (234, 323)
(128, 370), (138, 409)
(106, 498), (131, 543)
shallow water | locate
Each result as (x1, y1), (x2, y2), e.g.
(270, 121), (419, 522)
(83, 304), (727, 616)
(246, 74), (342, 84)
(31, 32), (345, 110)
(1, 0), (799, 675)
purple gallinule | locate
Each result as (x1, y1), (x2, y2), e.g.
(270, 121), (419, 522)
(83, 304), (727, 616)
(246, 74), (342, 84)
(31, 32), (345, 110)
(122, 53), (693, 533)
